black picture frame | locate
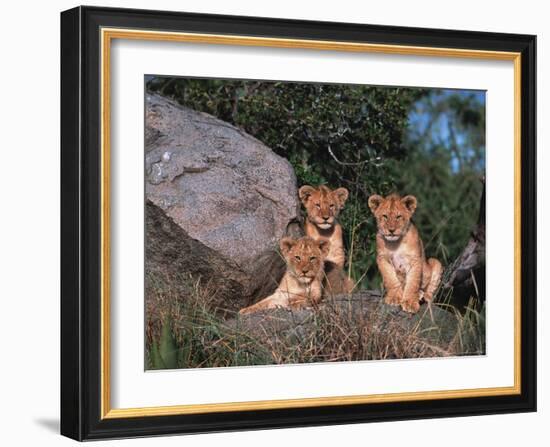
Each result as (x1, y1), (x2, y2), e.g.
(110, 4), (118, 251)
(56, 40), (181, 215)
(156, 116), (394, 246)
(61, 5), (536, 441)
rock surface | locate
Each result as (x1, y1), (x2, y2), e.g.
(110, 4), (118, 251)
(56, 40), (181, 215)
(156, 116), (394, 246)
(145, 93), (301, 308)
(231, 291), (465, 357)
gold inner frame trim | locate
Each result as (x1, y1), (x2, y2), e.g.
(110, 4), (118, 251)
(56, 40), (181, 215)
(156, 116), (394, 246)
(100, 27), (522, 420)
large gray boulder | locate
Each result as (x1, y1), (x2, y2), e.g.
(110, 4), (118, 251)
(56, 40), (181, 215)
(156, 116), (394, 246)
(145, 93), (301, 309)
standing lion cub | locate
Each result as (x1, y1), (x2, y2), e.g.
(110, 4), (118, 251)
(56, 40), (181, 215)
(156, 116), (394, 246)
(368, 194), (442, 313)
(239, 237), (329, 315)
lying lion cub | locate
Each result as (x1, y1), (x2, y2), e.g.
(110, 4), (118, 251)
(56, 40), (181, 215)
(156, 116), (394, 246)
(239, 237), (329, 314)
(299, 185), (354, 294)
(368, 194), (442, 313)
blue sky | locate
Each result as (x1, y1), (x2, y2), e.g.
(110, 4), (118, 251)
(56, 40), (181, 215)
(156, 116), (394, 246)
(407, 89), (486, 173)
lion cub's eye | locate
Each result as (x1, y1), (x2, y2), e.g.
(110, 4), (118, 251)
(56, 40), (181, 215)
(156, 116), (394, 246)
(396, 215), (402, 220)
(329, 204), (335, 209)
(309, 256), (317, 262)
(294, 255), (301, 261)
(382, 214), (388, 220)
(315, 203), (321, 209)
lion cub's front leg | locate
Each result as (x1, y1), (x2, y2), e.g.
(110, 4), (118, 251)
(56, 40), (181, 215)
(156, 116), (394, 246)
(239, 289), (319, 315)
(385, 286), (403, 306)
(377, 256), (403, 306)
(239, 290), (288, 315)
(423, 258), (443, 302)
(401, 259), (423, 313)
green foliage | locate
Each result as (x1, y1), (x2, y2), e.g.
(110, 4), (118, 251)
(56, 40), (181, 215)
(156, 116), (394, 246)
(147, 78), (485, 289)
(146, 274), (273, 369)
(148, 320), (178, 369)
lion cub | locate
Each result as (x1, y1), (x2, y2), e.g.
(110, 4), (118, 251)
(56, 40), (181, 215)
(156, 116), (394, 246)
(299, 185), (349, 268)
(299, 185), (354, 294)
(368, 194), (442, 313)
(239, 237), (329, 315)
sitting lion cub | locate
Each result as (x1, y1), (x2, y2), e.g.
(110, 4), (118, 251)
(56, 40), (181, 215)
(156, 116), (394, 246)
(368, 194), (442, 313)
(239, 236), (329, 315)
(299, 185), (354, 294)
(299, 185), (349, 268)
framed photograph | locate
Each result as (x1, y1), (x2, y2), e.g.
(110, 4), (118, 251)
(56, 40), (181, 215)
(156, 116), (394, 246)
(61, 6), (536, 441)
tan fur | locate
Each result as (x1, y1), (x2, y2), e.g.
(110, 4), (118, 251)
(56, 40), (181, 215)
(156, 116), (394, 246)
(323, 262), (355, 296)
(299, 185), (349, 268)
(298, 185), (354, 295)
(368, 194), (443, 314)
(239, 237), (330, 314)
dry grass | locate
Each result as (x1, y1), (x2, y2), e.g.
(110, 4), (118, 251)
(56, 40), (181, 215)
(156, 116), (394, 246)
(145, 272), (485, 370)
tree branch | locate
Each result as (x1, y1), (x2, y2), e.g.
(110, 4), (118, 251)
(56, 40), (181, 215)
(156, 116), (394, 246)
(327, 145), (382, 167)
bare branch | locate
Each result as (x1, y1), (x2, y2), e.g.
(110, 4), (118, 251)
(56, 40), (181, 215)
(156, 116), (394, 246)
(327, 145), (382, 167)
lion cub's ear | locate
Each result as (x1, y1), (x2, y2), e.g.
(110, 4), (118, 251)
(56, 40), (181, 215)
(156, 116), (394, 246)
(280, 237), (296, 256)
(298, 185), (316, 205)
(333, 187), (349, 207)
(368, 195), (384, 213)
(317, 239), (331, 258)
(401, 195), (418, 214)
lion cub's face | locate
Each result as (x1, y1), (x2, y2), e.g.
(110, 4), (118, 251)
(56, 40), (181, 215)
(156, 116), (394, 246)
(299, 185), (349, 230)
(368, 194), (417, 242)
(280, 236), (330, 284)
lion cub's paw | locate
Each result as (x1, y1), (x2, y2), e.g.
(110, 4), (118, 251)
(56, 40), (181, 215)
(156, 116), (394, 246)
(384, 288), (403, 306)
(239, 305), (261, 315)
(401, 298), (421, 314)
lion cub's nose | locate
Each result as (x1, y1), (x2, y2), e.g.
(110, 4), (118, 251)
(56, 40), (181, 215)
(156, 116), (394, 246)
(302, 267), (310, 274)
(322, 215), (329, 221)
